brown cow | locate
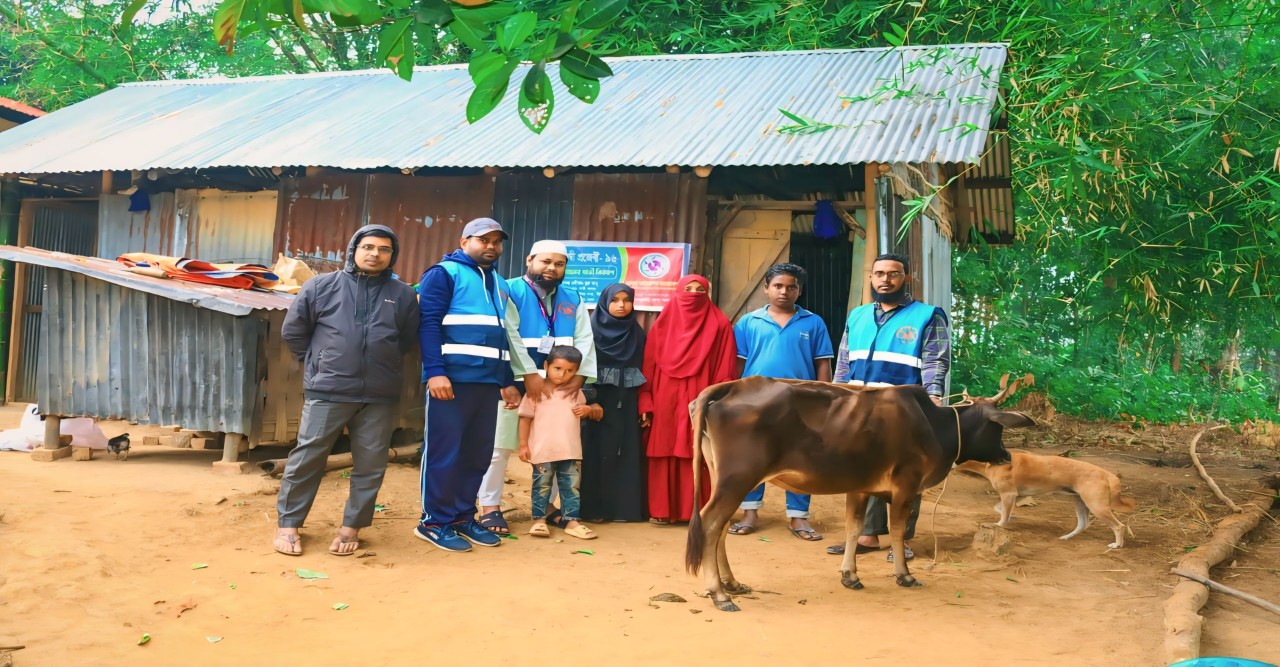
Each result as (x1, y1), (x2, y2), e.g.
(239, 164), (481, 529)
(684, 377), (1035, 612)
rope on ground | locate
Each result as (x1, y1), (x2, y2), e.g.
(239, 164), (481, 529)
(1188, 424), (1242, 513)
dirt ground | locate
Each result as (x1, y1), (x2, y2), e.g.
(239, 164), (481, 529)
(1, 405), (1278, 667)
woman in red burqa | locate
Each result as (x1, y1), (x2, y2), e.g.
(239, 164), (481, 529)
(639, 274), (737, 524)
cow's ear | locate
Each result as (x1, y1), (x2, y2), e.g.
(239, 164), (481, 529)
(991, 411), (1036, 429)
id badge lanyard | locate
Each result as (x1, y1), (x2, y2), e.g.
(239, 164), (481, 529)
(528, 277), (557, 354)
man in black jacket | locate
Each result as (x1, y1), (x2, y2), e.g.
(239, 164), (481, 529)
(273, 224), (419, 556)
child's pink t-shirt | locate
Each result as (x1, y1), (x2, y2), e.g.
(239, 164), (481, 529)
(518, 389), (587, 464)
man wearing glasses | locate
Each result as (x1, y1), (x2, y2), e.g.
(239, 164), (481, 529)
(275, 224), (420, 557)
(827, 252), (951, 561)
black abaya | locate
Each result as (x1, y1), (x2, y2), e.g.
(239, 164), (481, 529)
(581, 383), (647, 522)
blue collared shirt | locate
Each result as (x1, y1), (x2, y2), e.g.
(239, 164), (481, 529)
(735, 306), (834, 380)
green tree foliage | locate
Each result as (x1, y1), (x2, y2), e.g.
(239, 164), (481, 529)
(5, 0), (1276, 423)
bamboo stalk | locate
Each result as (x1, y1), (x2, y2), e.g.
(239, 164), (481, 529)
(1170, 568), (1280, 618)
(257, 444), (422, 476)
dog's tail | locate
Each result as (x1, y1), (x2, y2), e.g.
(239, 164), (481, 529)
(1108, 473), (1136, 511)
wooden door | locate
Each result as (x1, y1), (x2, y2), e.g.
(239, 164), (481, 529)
(715, 210), (791, 323)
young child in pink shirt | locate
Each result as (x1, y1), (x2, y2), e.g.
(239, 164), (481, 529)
(518, 346), (602, 540)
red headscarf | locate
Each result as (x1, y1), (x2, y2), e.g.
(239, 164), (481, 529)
(647, 274), (733, 378)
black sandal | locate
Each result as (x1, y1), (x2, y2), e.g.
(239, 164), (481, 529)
(478, 511), (509, 535)
(546, 508), (570, 529)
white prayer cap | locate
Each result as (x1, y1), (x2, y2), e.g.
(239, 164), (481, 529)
(528, 240), (568, 258)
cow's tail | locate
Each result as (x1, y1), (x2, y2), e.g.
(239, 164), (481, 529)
(1108, 473), (1136, 511)
(684, 388), (715, 576)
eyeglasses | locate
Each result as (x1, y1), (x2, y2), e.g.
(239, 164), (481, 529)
(871, 271), (905, 279)
(357, 244), (394, 255)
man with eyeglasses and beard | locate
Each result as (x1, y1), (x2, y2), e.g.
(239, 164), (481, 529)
(826, 252), (952, 562)
(274, 224), (420, 557)
(475, 240), (597, 537)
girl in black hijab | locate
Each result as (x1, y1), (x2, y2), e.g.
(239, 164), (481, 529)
(580, 283), (648, 522)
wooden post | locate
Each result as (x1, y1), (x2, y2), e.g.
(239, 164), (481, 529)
(212, 432), (252, 474)
(861, 162), (882, 304)
(31, 415), (71, 461)
(101, 170), (113, 195)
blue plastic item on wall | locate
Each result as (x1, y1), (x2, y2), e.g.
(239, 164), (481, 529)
(813, 200), (841, 240)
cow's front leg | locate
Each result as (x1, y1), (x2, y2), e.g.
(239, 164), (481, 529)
(840, 493), (870, 590)
(888, 490), (922, 588)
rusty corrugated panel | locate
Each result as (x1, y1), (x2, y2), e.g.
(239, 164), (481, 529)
(0, 46), (1007, 174)
(97, 193), (181, 259)
(570, 172), (708, 249)
(365, 173), (495, 280)
(275, 173), (493, 281)
(183, 189), (278, 264)
(275, 173), (368, 273)
(37, 268), (265, 433)
(494, 172), (574, 278)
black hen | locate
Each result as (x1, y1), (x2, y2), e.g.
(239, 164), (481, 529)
(107, 433), (130, 459)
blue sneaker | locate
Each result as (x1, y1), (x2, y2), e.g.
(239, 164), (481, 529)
(414, 523), (472, 552)
(451, 519), (503, 548)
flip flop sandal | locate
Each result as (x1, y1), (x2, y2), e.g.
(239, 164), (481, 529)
(329, 534), (359, 557)
(528, 523), (551, 537)
(564, 524), (597, 540)
(728, 523), (756, 536)
(478, 510), (510, 535)
(789, 527), (823, 542)
(648, 518), (670, 525)
(273, 533), (302, 557)
(546, 509), (570, 529)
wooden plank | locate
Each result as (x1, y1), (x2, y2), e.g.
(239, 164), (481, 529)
(861, 163), (881, 304)
(5, 202), (33, 404)
(709, 201), (745, 238)
(724, 229), (788, 240)
(712, 198), (864, 210)
(834, 205), (866, 239)
(721, 235), (789, 320)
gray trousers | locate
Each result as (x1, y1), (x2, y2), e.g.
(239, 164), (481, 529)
(277, 399), (397, 529)
(861, 494), (922, 540)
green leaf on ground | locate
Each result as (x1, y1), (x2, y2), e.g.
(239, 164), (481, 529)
(192, 563), (209, 570)
(138, 633), (151, 646)
(502, 534), (518, 540)
(332, 602), (349, 610)
(228, 583), (237, 589)
(207, 636), (223, 643)
(757, 537), (771, 542)
(295, 568), (329, 579)
(573, 549), (595, 555)
(374, 504), (386, 512)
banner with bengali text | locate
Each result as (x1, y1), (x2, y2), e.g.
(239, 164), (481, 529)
(560, 241), (691, 311)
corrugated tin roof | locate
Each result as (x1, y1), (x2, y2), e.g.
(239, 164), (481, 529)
(0, 246), (291, 316)
(0, 45), (1006, 174)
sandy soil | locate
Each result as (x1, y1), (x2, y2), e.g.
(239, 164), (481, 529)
(1, 407), (1277, 667)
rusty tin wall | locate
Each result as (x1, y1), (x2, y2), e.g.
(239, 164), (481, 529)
(98, 189), (277, 263)
(275, 173), (496, 281)
(37, 268), (266, 434)
(570, 172), (708, 268)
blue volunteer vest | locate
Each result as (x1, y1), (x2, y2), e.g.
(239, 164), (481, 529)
(846, 300), (942, 387)
(506, 277), (581, 369)
(438, 261), (511, 384)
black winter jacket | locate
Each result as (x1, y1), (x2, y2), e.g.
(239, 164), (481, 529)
(281, 225), (420, 404)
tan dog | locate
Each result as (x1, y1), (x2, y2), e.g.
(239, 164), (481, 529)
(956, 451), (1136, 548)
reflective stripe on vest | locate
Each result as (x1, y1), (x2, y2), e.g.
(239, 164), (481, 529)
(439, 262), (510, 375)
(845, 300), (937, 386)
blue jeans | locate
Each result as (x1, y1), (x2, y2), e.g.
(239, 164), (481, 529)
(532, 459), (582, 521)
(740, 483), (811, 519)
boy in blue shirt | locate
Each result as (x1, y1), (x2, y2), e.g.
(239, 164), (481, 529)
(728, 263), (833, 541)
